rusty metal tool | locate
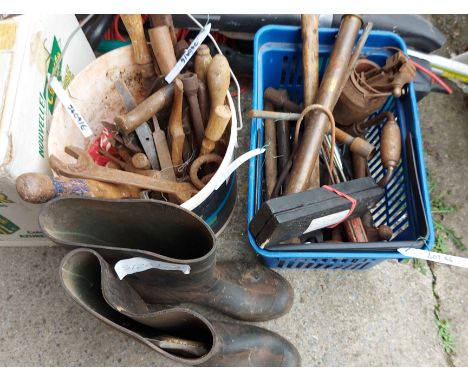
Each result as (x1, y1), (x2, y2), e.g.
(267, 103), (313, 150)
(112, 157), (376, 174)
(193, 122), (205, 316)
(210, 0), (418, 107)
(200, 105), (231, 156)
(263, 87), (302, 113)
(150, 15), (177, 49)
(301, 15), (320, 189)
(249, 109), (375, 159)
(148, 25), (177, 76)
(198, 81), (210, 127)
(195, 44), (212, 85)
(264, 101), (278, 200)
(286, 14), (363, 195)
(50, 146), (197, 203)
(120, 14), (154, 79)
(115, 83), (174, 134)
(180, 72), (205, 150)
(101, 121), (142, 154)
(168, 78), (185, 170)
(16, 173), (141, 203)
(114, 80), (160, 170)
(190, 153), (223, 190)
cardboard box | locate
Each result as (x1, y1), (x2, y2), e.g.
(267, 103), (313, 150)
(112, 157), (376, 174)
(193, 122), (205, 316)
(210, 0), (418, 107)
(0, 15), (95, 246)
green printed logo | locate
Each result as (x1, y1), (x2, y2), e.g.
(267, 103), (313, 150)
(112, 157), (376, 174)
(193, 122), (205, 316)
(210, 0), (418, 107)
(0, 214), (20, 235)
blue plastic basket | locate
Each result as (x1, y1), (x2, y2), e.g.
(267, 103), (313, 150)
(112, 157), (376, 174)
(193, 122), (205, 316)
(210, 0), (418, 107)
(247, 26), (435, 270)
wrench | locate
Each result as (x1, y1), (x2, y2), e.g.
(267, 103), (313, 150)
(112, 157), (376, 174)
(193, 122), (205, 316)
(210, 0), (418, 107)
(50, 146), (198, 203)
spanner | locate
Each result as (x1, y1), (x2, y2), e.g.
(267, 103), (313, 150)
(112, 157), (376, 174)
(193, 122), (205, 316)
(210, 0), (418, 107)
(50, 146), (198, 203)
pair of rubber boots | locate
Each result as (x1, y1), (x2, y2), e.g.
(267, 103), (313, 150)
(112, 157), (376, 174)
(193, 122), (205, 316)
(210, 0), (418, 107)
(40, 198), (300, 366)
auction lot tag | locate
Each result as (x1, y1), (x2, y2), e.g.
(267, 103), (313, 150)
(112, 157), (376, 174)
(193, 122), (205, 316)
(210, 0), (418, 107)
(115, 257), (191, 280)
(49, 76), (94, 138)
(165, 23), (211, 84)
(398, 248), (468, 269)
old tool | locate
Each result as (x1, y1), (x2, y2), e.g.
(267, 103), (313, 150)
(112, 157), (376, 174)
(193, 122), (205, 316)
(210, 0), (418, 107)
(175, 39), (189, 60)
(100, 121), (142, 154)
(263, 87), (302, 113)
(168, 78), (185, 170)
(264, 101), (278, 200)
(275, 118), (290, 178)
(115, 83), (174, 134)
(120, 14), (154, 79)
(207, 54), (230, 114)
(132, 153), (151, 170)
(49, 146), (197, 203)
(195, 44), (212, 85)
(16, 173), (141, 203)
(301, 15), (320, 189)
(250, 109), (375, 159)
(41, 197), (296, 323)
(351, 111), (401, 187)
(250, 177), (383, 248)
(180, 72), (205, 150)
(286, 14), (363, 195)
(200, 105), (231, 156)
(57, 247), (300, 366)
(150, 14), (177, 48)
(114, 80), (161, 170)
(152, 116), (177, 182)
(197, 81), (210, 127)
(148, 25), (177, 76)
(334, 51), (416, 126)
(190, 153), (223, 190)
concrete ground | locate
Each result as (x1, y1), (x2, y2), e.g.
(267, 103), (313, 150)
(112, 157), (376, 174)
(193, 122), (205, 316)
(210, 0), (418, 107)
(0, 15), (467, 367)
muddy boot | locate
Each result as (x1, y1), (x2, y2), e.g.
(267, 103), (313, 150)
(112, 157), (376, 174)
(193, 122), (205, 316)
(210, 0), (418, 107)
(40, 197), (294, 321)
(60, 248), (300, 366)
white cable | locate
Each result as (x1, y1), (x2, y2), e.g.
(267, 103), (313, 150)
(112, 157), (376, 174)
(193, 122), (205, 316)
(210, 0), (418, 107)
(187, 14), (244, 131)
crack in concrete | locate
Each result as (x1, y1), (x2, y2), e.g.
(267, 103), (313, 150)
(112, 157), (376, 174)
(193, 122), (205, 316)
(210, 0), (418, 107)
(428, 261), (455, 367)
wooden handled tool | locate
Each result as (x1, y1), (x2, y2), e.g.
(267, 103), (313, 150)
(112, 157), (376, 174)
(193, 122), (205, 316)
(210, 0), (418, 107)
(150, 15), (177, 48)
(50, 146), (197, 203)
(114, 83), (174, 134)
(16, 173), (141, 203)
(301, 15), (320, 189)
(168, 78), (185, 169)
(148, 26), (177, 76)
(264, 101), (278, 200)
(197, 82), (210, 127)
(120, 14), (154, 78)
(180, 72), (205, 150)
(200, 105), (231, 155)
(207, 54), (230, 114)
(132, 153), (151, 169)
(264, 87), (302, 113)
(195, 44), (212, 85)
(378, 117), (401, 187)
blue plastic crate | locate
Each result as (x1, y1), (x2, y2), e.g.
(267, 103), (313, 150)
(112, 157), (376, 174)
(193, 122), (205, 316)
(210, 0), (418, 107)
(247, 26), (435, 270)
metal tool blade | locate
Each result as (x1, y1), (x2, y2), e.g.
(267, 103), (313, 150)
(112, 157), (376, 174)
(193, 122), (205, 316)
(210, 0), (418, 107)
(114, 81), (161, 170)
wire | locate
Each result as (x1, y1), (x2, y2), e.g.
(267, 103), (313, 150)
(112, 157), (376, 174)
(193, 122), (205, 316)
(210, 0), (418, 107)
(410, 59), (453, 95)
(186, 13), (244, 131)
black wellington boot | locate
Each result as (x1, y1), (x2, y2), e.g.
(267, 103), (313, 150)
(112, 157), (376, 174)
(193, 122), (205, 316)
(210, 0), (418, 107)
(40, 197), (294, 322)
(60, 248), (301, 366)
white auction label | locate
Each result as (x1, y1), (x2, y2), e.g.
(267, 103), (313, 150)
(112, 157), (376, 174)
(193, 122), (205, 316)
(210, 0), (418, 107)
(165, 23), (211, 84)
(114, 257), (191, 280)
(303, 209), (350, 235)
(398, 248), (468, 268)
(49, 76), (94, 138)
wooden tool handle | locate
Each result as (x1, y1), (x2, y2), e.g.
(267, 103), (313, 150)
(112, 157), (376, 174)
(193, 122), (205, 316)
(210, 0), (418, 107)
(301, 15), (319, 106)
(16, 173), (140, 203)
(150, 15), (177, 48)
(197, 82), (209, 127)
(114, 83), (174, 134)
(207, 54), (230, 113)
(264, 102), (278, 200)
(132, 153), (151, 169)
(195, 44), (212, 84)
(180, 73), (205, 149)
(120, 14), (153, 78)
(148, 26), (177, 75)
(201, 105), (231, 155)
(168, 79), (185, 167)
